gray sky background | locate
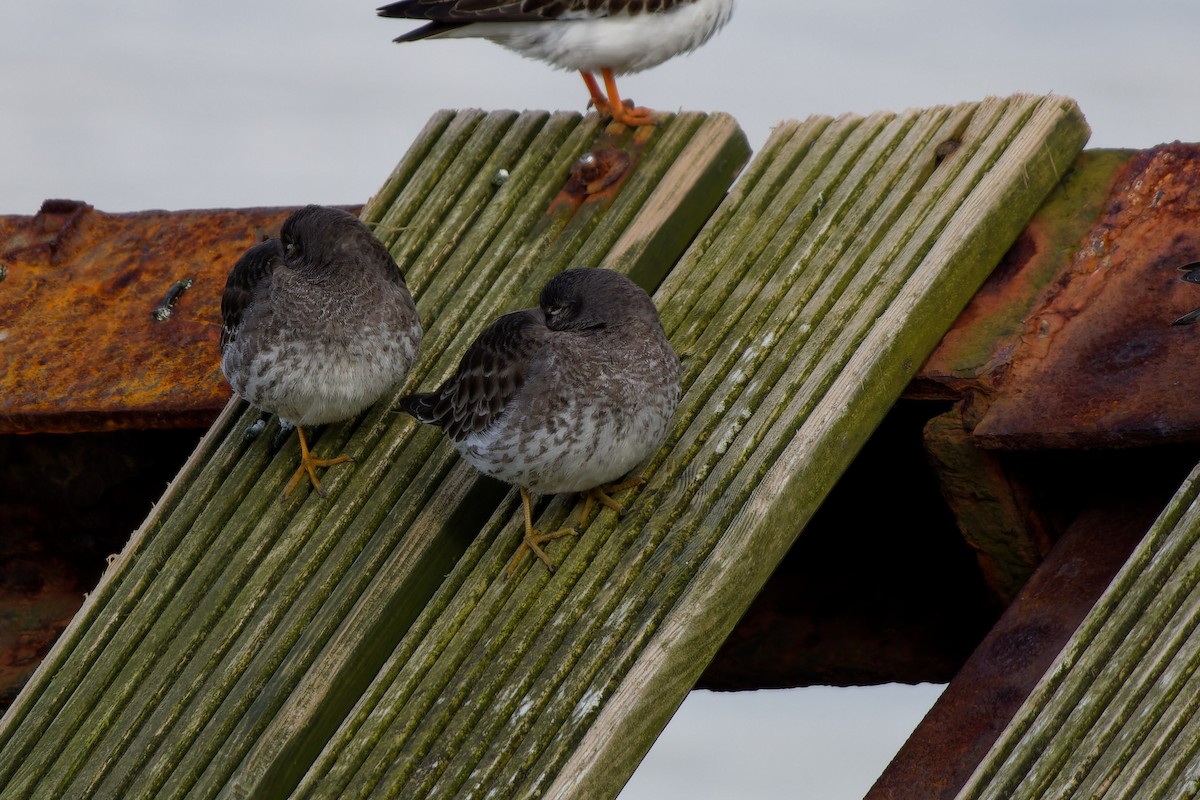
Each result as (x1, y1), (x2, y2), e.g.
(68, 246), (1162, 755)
(4, 1), (1197, 797)
(3, 1), (1199, 215)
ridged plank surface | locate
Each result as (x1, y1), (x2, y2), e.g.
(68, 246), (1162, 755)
(0, 109), (751, 800)
(957, 458), (1200, 799)
(289, 94), (1090, 800)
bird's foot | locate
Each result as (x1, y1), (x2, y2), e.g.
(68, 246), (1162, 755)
(578, 476), (647, 527)
(607, 101), (660, 128)
(580, 69), (660, 128)
(505, 525), (580, 577)
(284, 452), (354, 498)
(588, 95), (659, 127)
(283, 426), (353, 498)
(507, 486), (581, 576)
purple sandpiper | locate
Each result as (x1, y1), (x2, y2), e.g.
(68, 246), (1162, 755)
(377, 0), (735, 127)
(221, 205), (422, 496)
(400, 267), (680, 573)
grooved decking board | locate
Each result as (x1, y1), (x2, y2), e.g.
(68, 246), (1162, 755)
(282, 95), (1088, 800)
(0, 109), (751, 800)
(956, 458), (1200, 799)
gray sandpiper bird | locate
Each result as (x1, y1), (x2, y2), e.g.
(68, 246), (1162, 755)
(377, 0), (736, 128)
(220, 205), (422, 497)
(399, 267), (681, 574)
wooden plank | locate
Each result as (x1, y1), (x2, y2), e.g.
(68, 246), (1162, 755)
(0, 110), (750, 800)
(547, 94), (1088, 800)
(955, 460), (1200, 798)
(867, 490), (1160, 799)
(282, 95), (1089, 800)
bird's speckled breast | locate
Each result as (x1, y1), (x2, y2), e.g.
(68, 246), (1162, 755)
(223, 269), (421, 426)
(459, 317), (680, 495)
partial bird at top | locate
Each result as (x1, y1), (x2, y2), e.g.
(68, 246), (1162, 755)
(377, 0), (735, 127)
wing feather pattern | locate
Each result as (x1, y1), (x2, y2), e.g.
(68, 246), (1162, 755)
(400, 309), (548, 442)
(220, 239), (284, 351)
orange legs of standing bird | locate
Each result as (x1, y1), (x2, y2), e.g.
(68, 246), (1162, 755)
(580, 69), (660, 127)
(283, 426), (353, 498)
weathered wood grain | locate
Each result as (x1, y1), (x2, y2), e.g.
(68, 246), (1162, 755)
(0, 110), (750, 800)
(0, 94), (1090, 800)
(281, 95), (1088, 800)
(957, 460), (1200, 799)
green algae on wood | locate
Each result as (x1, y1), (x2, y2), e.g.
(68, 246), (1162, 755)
(545, 94), (1090, 800)
(280, 95), (1089, 800)
(0, 110), (750, 800)
(956, 460), (1200, 798)
(0, 94), (1090, 800)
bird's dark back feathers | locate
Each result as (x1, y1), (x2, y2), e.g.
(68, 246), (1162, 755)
(377, 0), (696, 27)
(399, 308), (546, 442)
(400, 268), (664, 440)
(222, 206), (410, 351)
(377, 0), (699, 42)
(220, 238), (284, 351)
(281, 205), (407, 286)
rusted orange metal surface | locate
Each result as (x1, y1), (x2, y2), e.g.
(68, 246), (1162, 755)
(917, 143), (1200, 449)
(866, 485), (1168, 800)
(0, 201), (355, 434)
(887, 145), (1200, 793)
(547, 123), (650, 215)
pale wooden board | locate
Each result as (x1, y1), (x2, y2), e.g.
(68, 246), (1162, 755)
(551, 95), (1089, 800)
(278, 95), (1089, 800)
(956, 463), (1200, 799)
(0, 110), (750, 800)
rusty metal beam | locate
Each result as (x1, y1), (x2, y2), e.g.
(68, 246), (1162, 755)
(0, 200), (356, 434)
(915, 144), (1200, 449)
(923, 405), (1056, 604)
(866, 490), (1159, 800)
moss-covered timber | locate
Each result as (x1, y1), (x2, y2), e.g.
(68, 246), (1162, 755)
(0, 94), (1089, 800)
(956, 462), (1200, 798)
(282, 95), (1087, 800)
(0, 109), (750, 800)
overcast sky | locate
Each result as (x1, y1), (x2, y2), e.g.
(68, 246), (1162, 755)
(4, 2), (1198, 797)
(3, 1), (1199, 215)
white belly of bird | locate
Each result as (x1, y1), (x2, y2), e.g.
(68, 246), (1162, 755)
(460, 392), (675, 496)
(227, 321), (420, 427)
(448, 0), (735, 74)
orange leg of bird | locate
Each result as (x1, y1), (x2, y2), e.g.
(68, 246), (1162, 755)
(580, 71), (612, 115)
(283, 426), (353, 498)
(600, 68), (659, 127)
(578, 475), (647, 528)
(506, 487), (579, 576)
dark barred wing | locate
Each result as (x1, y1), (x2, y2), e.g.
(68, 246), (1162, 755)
(399, 309), (547, 442)
(378, 0), (693, 41)
(220, 239), (284, 351)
